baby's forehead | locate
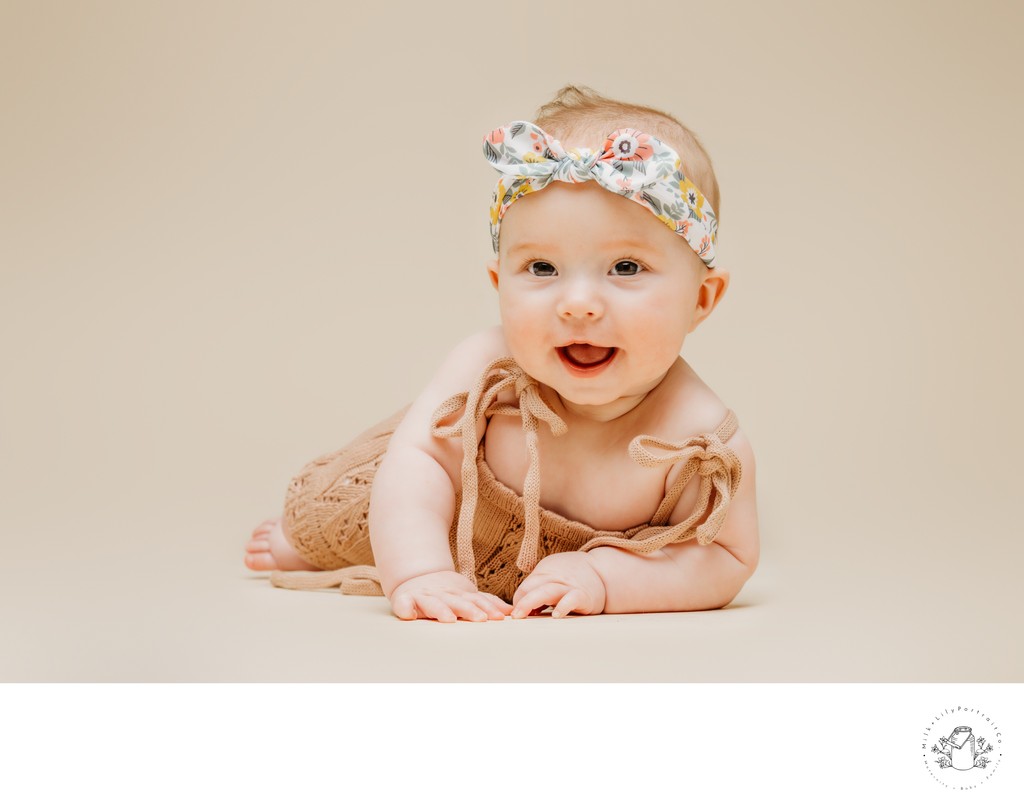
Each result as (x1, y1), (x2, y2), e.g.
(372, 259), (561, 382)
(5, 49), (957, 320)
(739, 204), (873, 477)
(502, 184), (699, 265)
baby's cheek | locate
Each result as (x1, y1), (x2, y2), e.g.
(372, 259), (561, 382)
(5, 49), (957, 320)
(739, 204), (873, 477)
(628, 309), (684, 355)
(499, 320), (533, 358)
(500, 303), (546, 351)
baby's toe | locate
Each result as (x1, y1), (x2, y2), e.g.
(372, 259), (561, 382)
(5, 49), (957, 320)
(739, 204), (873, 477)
(246, 537), (270, 553)
(245, 551), (278, 571)
(252, 517), (278, 537)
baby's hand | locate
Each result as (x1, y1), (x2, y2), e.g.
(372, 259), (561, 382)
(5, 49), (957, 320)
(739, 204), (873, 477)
(510, 552), (607, 619)
(389, 570), (512, 623)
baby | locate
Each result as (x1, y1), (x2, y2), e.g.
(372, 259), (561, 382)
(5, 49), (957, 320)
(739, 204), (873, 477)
(244, 85), (759, 621)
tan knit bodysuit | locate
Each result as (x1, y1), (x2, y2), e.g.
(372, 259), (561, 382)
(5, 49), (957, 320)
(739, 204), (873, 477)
(271, 357), (742, 603)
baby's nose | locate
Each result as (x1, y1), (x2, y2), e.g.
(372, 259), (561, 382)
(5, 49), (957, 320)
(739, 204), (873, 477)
(558, 283), (605, 321)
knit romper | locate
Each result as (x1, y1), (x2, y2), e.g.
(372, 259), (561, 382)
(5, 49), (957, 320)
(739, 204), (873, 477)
(270, 357), (743, 604)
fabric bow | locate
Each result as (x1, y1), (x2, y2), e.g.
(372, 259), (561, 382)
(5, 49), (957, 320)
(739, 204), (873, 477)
(630, 428), (741, 547)
(483, 120), (718, 267)
(576, 416), (742, 556)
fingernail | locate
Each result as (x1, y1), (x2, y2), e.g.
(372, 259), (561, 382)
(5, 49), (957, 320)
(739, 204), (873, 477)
(552, 611), (563, 619)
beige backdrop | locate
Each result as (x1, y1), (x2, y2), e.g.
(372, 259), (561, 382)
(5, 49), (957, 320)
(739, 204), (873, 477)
(2, 0), (1021, 681)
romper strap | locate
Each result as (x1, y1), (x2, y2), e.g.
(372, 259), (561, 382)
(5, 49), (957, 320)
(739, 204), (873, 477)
(269, 565), (384, 596)
(430, 357), (566, 583)
(713, 409), (740, 443)
(577, 409), (742, 556)
(649, 408), (739, 524)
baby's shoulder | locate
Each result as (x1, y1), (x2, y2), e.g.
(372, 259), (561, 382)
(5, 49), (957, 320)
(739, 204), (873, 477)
(638, 358), (739, 441)
(643, 360), (757, 462)
(649, 360), (759, 565)
(393, 327), (510, 486)
(420, 326), (509, 402)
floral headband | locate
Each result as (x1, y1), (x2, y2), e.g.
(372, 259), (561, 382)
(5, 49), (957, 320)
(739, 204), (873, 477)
(484, 121), (718, 268)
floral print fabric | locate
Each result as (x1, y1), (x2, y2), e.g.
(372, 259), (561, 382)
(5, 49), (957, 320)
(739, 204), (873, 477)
(484, 121), (719, 268)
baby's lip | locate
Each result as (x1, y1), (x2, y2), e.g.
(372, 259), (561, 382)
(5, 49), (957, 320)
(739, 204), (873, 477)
(557, 342), (618, 371)
(557, 340), (615, 349)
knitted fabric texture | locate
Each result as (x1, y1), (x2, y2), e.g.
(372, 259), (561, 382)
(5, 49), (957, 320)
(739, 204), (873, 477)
(430, 357), (568, 583)
(274, 407), (407, 582)
(270, 358), (742, 603)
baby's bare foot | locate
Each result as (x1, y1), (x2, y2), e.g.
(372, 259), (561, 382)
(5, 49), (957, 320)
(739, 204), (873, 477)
(244, 517), (319, 572)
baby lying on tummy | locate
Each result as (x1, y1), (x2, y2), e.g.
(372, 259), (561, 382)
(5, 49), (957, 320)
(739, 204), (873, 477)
(244, 85), (760, 621)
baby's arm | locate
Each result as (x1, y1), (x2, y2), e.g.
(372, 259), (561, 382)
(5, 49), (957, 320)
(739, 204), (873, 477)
(510, 429), (759, 617)
(369, 327), (513, 622)
(588, 430), (760, 613)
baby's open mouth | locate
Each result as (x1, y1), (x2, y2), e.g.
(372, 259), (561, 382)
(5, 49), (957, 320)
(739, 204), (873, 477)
(558, 343), (617, 369)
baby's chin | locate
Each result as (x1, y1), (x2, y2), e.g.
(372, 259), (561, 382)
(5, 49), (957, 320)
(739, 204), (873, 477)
(545, 384), (654, 423)
(514, 363), (663, 421)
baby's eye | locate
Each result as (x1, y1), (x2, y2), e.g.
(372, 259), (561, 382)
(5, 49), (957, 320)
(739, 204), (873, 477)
(610, 259), (644, 277)
(527, 261), (557, 277)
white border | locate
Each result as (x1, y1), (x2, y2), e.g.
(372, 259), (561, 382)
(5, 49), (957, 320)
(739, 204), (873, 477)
(0, 684), (1019, 807)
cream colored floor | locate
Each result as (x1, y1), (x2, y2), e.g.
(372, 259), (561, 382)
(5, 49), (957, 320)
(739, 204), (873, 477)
(3, 513), (1020, 682)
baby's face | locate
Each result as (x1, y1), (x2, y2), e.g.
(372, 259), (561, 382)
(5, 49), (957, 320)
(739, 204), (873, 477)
(490, 182), (711, 418)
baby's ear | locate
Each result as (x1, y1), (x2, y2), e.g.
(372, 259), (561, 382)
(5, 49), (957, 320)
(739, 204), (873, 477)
(487, 259), (500, 290)
(689, 266), (730, 333)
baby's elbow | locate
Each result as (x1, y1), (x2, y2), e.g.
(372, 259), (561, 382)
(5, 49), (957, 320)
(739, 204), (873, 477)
(715, 519), (760, 593)
(708, 552), (757, 610)
(740, 542), (760, 579)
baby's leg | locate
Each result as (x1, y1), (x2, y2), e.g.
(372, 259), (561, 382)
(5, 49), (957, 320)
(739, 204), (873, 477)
(244, 406), (409, 573)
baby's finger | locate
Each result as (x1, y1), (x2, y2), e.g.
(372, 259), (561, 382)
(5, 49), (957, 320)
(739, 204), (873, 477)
(416, 594), (459, 623)
(466, 591), (510, 620)
(550, 589), (587, 618)
(391, 593), (419, 621)
(436, 593), (490, 622)
(486, 594), (514, 614)
(510, 582), (567, 619)
(466, 593), (505, 622)
(511, 576), (544, 609)
(509, 579), (549, 614)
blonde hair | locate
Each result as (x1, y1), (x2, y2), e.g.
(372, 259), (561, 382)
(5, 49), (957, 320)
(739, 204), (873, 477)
(534, 84), (722, 227)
